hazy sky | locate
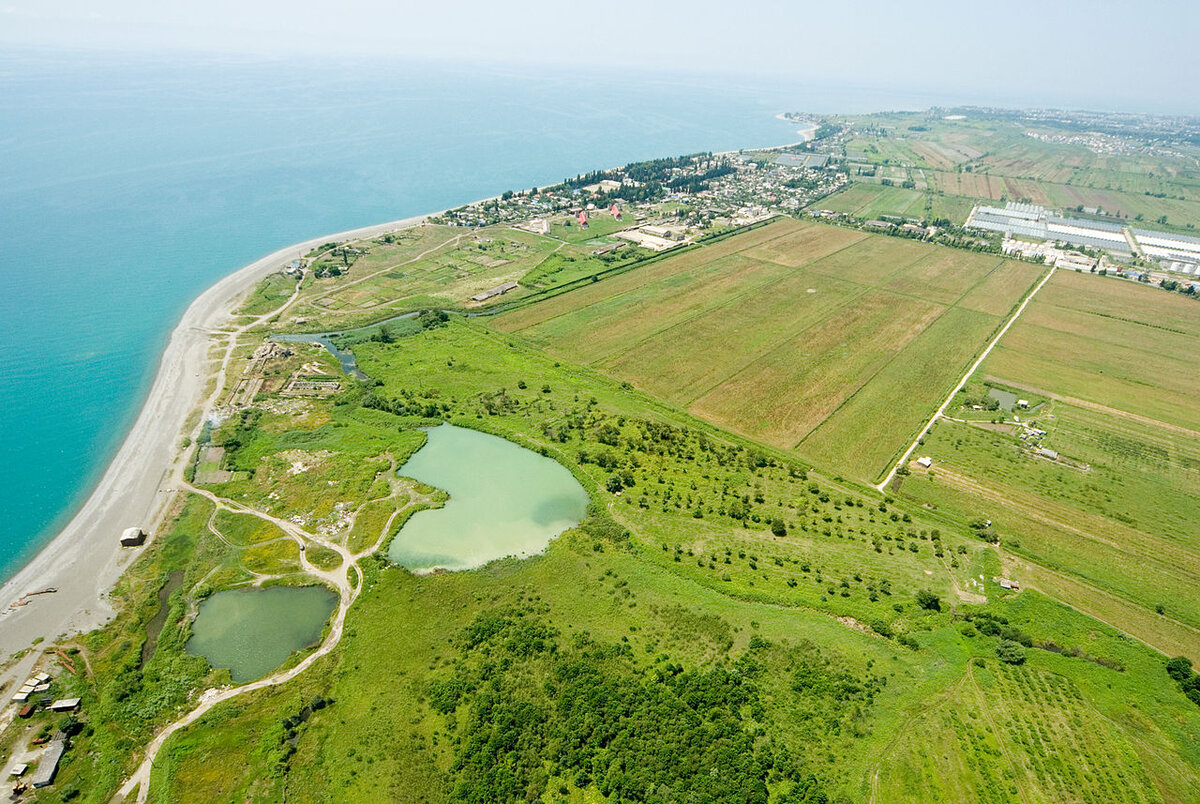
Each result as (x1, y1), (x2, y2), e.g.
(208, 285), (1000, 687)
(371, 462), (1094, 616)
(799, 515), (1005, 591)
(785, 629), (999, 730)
(3, 1), (1197, 112)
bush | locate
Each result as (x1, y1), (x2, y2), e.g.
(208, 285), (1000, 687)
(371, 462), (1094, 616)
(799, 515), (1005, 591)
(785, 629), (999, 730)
(1166, 655), (1194, 683)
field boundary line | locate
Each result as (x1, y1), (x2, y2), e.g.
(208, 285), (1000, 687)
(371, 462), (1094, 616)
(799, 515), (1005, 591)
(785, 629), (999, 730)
(794, 255), (1014, 460)
(665, 230), (948, 409)
(792, 297), (968, 452)
(930, 464), (1200, 585)
(678, 234), (941, 403)
(584, 255), (839, 371)
(495, 219), (799, 331)
(744, 225), (871, 271)
(1013, 558), (1200, 657)
(875, 265), (1056, 491)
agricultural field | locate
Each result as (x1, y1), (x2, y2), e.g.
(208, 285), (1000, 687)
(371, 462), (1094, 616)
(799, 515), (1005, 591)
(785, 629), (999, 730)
(29, 227), (1200, 802)
(819, 183), (927, 219)
(876, 643), (1177, 804)
(828, 110), (1200, 233)
(897, 271), (1200, 659)
(493, 218), (1044, 482)
(983, 270), (1200, 432)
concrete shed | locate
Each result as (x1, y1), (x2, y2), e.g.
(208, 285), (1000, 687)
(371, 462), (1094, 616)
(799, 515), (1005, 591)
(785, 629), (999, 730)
(120, 527), (147, 547)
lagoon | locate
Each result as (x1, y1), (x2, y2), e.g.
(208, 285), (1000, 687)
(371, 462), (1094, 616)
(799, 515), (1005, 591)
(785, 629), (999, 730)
(389, 425), (589, 572)
(186, 585), (337, 683)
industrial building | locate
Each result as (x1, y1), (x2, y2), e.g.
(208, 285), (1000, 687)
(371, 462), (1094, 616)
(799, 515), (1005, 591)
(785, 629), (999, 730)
(965, 203), (1130, 252)
(966, 202), (1200, 274)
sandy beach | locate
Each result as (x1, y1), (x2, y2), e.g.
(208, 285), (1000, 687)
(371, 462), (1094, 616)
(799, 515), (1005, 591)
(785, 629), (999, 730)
(0, 211), (434, 677)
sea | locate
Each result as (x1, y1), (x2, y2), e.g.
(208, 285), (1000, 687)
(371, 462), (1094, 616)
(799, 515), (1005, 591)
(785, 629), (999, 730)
(0, 48), (1009, 581)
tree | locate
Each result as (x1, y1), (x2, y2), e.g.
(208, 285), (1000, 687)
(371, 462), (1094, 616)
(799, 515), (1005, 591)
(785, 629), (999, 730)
(996, 639), (1027, 665)
(915, 589), (941, 611)
(771, 518), (787, 538)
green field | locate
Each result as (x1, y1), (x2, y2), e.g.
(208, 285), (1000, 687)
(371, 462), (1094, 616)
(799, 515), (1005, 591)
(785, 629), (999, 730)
(984, 270), (1200, 432)
(494, 218), (1043, 482)
(18, 210), (1200, 803)
(818, 183), (926, 219)
(140, 321), (1200, 803)
(896, 272), (1200, 659)
(277, 218), (657, 333)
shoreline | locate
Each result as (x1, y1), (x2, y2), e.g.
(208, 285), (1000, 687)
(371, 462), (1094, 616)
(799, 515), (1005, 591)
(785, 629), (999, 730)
(0, 133), (805, 669)
(0, 210), (436, 665)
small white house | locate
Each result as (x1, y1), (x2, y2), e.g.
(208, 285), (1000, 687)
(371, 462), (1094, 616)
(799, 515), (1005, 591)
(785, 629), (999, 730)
(916, 456), (933, 469)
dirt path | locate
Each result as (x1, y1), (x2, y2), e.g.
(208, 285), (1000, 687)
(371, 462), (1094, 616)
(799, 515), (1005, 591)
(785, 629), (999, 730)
(876, 265), (1056, 492)
(114, 470), (419, 804)
(113, 289), (426, 803)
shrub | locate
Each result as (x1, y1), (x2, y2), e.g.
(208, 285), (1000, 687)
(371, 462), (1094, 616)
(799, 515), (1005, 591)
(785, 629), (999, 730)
(915, 589), (941, 611)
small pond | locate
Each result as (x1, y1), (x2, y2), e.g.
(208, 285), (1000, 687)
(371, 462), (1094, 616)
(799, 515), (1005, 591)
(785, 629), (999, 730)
(186, 585), (337, 683)
(987, 387), (1019, 411)
(388, 424), (590, 572)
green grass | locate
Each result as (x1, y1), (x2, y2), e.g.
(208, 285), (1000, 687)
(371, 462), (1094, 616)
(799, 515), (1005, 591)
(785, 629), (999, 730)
(818, 183), (926, 219)
(31, 213), (1200, 802)
(237, 272), (297, 317)
(898, 409), (1200, 640)
(136, 319), (1200, 802)
(982, 271), (1200, 433)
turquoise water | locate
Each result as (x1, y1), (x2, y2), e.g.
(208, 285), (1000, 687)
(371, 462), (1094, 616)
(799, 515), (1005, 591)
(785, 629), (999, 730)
(389, 425), (589, 571)
(0, 48), (981, 580)
(185, 585), (337, 683)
